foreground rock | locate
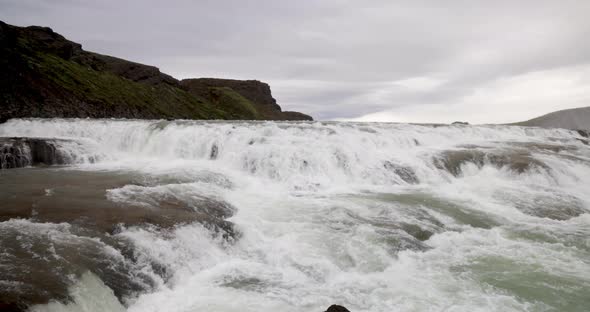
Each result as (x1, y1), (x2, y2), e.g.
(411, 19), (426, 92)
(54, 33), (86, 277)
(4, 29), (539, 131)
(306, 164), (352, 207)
(0, 20), (312, 122)
(325, 305), (351, 312)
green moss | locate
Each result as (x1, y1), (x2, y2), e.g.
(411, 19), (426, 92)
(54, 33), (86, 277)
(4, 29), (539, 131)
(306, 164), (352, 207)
(5, 32), (270, 120)
(29, 52), (225, 119)
(207, 87), (260, 120)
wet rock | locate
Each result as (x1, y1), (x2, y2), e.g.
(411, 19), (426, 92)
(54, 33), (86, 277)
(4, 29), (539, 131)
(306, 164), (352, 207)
(210, 143), (219, 159)
(0, 137), (71, 169)
(0, 220), (149, 311)
(0, 142), (29, 168)
(399, 222), (435, 241)
(487, 153), (548, 173)
(434, 150), (486, 176)
(378, 192), (501, 230)
(383, 161), (419, 184)
(325, 305), (351, 312)
(509, 193), (587, 221)
(434, 149), (549, 176)
(350, 212), (436, 252)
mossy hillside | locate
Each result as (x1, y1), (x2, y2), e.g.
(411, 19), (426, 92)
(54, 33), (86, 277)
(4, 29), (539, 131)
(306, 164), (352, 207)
(207, 87), (260, 120)
(30, 52), (219, 119)
(9, 35), (254, 120)
(1, 21), (312, 121)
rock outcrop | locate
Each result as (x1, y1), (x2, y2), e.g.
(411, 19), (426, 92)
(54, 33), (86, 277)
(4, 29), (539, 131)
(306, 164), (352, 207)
(0, 21), (312, 122)
(433, 148), (550, 176)
(0, 137), (71, 169)
(180, 78), (312, 120)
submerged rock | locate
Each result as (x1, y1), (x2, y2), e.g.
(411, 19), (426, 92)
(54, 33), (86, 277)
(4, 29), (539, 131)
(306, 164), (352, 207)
(383, 161), (419, 184)
(509, 193), (587, 221)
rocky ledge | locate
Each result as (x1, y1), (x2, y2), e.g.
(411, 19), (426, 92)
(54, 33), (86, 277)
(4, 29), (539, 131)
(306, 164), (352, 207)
(0, 137), (71, 169)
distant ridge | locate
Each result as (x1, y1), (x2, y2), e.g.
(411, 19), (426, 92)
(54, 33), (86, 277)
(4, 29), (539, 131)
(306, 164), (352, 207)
(0, 21), (312, 122)
(513, 106), (590, 130)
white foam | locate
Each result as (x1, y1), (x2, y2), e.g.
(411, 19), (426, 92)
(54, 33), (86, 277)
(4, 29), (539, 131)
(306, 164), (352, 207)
(1, 119), (588, 311)
(28, 272), (126, 312)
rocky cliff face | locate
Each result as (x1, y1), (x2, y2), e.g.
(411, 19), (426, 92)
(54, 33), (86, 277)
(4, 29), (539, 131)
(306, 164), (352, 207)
(0, 21), (312, 122)
(181, 78), (311, 120)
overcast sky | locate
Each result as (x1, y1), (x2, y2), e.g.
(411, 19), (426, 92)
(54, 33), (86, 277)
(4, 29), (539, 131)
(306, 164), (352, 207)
(2, 0), (589, 123)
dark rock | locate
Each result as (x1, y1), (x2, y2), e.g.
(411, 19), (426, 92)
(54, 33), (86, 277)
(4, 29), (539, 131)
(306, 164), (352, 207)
(18, 25), (82, 59)
(281, 111), (313, 121)
(452, 121), (469, 125)
(210, 144), (219, 159)
(325, 305), (351, 312)
(577, 129), (590, 138)
(0, 137), (72, 169)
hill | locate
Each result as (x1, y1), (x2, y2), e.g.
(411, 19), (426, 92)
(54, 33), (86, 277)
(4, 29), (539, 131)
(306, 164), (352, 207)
(513, 106), (590, 130)
(0, 21), (312, 122)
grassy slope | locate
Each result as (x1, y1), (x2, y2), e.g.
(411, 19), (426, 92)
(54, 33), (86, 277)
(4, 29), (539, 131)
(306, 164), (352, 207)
(10, 35), (264, 120)
(207, 87), (261, 120)
(36, 52), (220, 119)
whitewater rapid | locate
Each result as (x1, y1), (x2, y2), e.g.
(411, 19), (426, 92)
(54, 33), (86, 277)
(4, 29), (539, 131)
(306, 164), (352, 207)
(1, 118), (589, 312)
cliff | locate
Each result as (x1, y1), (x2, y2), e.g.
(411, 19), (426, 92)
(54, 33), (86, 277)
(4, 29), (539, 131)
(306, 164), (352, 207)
(0, 21), (312, 122)
(512, 106), (590, 130)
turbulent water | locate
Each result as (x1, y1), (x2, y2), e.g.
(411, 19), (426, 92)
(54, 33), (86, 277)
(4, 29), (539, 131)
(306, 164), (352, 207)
(1, 118), (589, 312)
